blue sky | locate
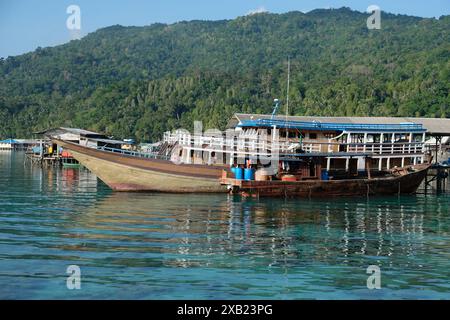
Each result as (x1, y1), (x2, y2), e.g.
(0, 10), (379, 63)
(1, 0), (449, 58)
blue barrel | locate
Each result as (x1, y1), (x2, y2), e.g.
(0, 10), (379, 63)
(235, 168), (244, 180)
(230, 167), (237, 176)
(32, 146), (42, 154)
(244, 168), (255, 181)
(321, 170), (329, 181)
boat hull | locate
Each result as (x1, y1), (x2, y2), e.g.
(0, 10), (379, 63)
(56, 140), (227, 193)
(222, 165), (430, 198)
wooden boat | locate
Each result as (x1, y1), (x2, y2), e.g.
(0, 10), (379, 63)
(49, 108), (432, 196)
(220, 164), (430, 198)
(55, 138), (429, 197)
(55, 139), (228, 193)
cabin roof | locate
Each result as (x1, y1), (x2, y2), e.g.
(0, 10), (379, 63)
(59, 127), (105, 136)
(0, 138), (19, 144)
(88, 138), (130, 145)
(34, 127), (108, 139)
(13, 139), (40, 144)
(229, 114), (450, 135)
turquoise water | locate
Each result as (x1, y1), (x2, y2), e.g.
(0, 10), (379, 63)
(0, 151), (449, 299)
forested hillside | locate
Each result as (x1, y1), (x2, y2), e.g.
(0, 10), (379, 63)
(0, 8), (449, 141)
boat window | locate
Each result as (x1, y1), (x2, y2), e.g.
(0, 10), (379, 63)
(309, 133), (317, 139)
(413, 133), (423, 142)
(395, 133), (409, 143)
(352, 134), (365, 143)
(371, 134), (381, 143)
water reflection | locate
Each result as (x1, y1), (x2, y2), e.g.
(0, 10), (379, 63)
(1, 152), (450, 299)
(50, 190), (449, 274)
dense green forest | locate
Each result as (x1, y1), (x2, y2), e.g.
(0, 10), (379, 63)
(0, 8), (449, 141)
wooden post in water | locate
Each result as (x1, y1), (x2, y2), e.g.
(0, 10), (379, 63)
(365, 156), (372, 180)
(437, 167), (443, 194)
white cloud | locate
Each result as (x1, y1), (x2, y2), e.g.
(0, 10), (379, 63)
(247, 6), (268, 15)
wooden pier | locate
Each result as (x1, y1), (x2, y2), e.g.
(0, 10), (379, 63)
(25, 153), (62, 166)
(425, 164), (449, 194)
(24, 140), (62, 167)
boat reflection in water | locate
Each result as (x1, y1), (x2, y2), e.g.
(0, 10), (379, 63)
(3, 152), (449, 299)
(54, 189), (450, 299)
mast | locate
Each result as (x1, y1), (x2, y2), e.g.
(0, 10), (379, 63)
(286, 56), (290, 122)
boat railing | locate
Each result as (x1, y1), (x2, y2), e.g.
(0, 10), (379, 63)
(164, 132), (284, 151)
(164, 132), (425, 155)
(301, 143), (322, 153)
(344, 142), (424, 154)
(97, 146), (170, 160)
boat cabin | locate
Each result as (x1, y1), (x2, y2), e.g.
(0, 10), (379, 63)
(162, 113), (431, 182)
(234, 117), (427, 173)
(36, 127), (131, 155)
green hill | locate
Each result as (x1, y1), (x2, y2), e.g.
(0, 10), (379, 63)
(0, 7), (449, 141)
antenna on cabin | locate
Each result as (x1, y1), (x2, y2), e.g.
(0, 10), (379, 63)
(271, 99), (280, 119)
(285, 56), (290, 122)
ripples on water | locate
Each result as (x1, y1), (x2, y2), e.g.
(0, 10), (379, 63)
(0, 152), (449, 299)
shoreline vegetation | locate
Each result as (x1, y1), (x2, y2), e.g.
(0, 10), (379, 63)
(0, 7), (449, 142)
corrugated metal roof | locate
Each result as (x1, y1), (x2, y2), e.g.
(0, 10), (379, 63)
(88, 138), (129, 145)
(59, 127), (104, 136)
(14, 139), (40, 144)
(230, 113), (450, 135)
(34, 127), (107, 138)
(0, 139), (19, 144)
(237, 118), (425, 132)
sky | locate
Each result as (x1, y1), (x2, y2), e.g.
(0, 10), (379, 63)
(0, 0), (449, 58)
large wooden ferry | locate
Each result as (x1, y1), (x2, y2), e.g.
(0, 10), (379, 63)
(50, 108), (433, 197)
